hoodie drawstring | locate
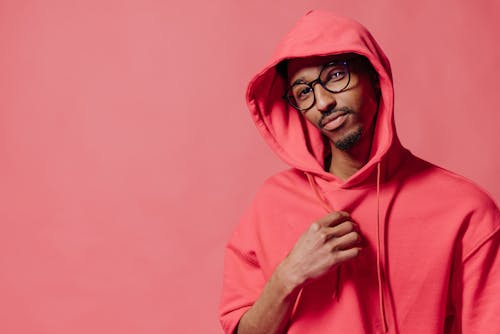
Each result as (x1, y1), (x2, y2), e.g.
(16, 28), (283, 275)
(306, 172), (334, 212)
(305, 164), (389, 332)
(376, 162), (388, 332)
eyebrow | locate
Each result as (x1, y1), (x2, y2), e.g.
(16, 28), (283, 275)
(288, 58), (350, 87)
(291, 78), (307, 86)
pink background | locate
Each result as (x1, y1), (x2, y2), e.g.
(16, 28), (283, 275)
(0, 1), (498, 333)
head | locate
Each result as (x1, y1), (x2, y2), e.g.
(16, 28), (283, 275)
(278, 54), (380, 152)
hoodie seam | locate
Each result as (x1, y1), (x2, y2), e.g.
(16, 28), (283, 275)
(462, 224), (500, 263)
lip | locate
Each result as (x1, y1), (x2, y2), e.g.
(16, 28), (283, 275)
(320, 112), (349, 131)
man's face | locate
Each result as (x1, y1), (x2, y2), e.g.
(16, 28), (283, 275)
(287, 55), (379, 151)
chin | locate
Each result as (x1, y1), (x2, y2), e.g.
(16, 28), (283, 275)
(332, 126), (363, 152)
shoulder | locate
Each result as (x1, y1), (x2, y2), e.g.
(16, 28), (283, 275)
(263, 168), (308, 186)
(402, 154), (499, 253)
(403, 154), (497, 211)
(232, 168), (308, 229)
(256, 168), (309, 197)
(227, 169), (315, 271)
(231, 168), (318, 240)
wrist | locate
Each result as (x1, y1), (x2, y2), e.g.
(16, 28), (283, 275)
(273, 259), (303, 300)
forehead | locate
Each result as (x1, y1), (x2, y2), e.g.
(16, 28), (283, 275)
(287, 53), (355, 84)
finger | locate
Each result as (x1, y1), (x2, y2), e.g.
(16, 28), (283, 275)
(332, 247), (362, 265)
(324, 221), (356, 239)
(328, 231), (361, 250)
(316, 221), (356, 243)
(315, 211), (350, 228)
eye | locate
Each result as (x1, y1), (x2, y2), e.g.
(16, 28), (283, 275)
(292, 84), (313, 101)
(326, 69), (346, 81)
(297, 86), (312, 99)
(322, 65), (347, 83)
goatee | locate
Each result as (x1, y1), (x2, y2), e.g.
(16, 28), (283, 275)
(334, 128), (362, 151)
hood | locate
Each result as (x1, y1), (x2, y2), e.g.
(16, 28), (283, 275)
(246, 10), (403, 188)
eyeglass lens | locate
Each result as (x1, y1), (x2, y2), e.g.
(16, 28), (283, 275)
(288, 61), (349, 111)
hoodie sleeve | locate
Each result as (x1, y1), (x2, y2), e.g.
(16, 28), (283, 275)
(448, 199), (500, 333)
(219, 201), (265, 334)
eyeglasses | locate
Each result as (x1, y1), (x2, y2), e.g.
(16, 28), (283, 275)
(283, 60), (351, 112)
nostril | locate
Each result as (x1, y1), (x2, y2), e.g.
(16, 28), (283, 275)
(314, 85), (336, 113)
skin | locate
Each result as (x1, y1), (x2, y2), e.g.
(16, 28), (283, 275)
(235, 54), (379, 334)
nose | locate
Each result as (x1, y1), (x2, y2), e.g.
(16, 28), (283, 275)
(314, 84), (336, 113)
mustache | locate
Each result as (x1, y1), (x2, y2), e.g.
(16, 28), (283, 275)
(319, 106), (353, 128)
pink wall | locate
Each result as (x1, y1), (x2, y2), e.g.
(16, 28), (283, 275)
(0, 1), (498, 333)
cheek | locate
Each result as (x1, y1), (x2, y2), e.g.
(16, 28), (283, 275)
(353, 90), (378, 123)
(303, 112), (322, 127)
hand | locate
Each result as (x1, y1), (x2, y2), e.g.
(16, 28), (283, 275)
(277, 211), (362, 291)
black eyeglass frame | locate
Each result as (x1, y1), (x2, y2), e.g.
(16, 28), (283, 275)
(282, 59), (352, 113)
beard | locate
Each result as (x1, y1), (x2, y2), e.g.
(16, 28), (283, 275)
(333, 127), (362, 151)
(319, 107), (363, 151)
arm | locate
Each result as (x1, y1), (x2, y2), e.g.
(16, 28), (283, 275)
(450, 230), (500, 333)
(447, 201), (500, 333)
(235, 211), (362, 334)
(235, 263), (299, 334)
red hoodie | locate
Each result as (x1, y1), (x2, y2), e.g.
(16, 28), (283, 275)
(220, 11), (500, 333)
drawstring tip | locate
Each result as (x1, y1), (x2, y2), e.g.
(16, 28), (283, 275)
(376, 162), (389, 333)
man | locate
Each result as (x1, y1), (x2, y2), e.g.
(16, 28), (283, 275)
(220, 10), (499, 333)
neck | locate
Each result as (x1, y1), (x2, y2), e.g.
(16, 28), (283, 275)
(328, 133), (373, 181)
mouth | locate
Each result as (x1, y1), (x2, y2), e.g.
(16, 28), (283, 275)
(320, 111), (350, 131)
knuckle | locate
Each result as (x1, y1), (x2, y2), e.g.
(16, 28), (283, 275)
(309, 222), (320, 232)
